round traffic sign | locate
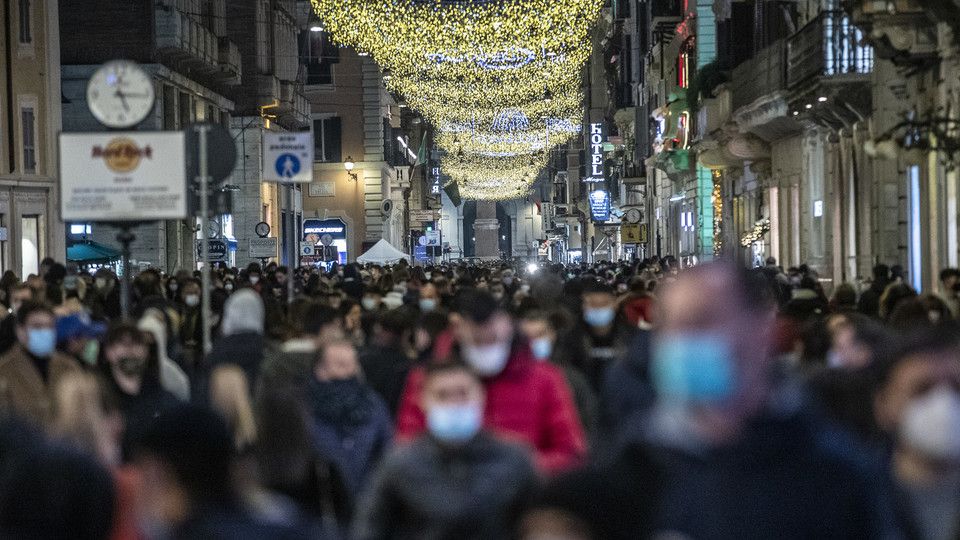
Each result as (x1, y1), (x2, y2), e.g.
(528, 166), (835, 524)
(320, 234), (334, 246)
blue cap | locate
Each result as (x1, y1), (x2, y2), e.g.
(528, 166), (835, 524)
(56, 314), (106, 343)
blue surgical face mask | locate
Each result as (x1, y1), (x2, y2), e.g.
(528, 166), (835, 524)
(419, 298), (437, 312)
(530, 337), (553, 360)
(652, 333), (736, 404)
(427, 402), (483, 444)
(26, 328), (56, 358)
(584, 307), (615, 328)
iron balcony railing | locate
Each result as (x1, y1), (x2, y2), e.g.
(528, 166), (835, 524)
(787, 10), (874, 88)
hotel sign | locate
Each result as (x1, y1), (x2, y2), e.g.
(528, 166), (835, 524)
(584, 123), (605, 183)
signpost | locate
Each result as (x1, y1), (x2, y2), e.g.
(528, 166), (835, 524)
(409, 209), (438, 223)
(262, 131), (313, 307)
(60, 132), (188, 221)
(621, 223), (642, 244)
(60, 131), (188, 319)
(249, 237), (278, 259)
(262, 132), (314, 184)
(196, 238), (228, 263)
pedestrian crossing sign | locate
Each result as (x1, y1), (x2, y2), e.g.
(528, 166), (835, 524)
(262, 132), (313, 183)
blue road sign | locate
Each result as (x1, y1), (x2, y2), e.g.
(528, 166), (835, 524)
(275, 154), (301, 179)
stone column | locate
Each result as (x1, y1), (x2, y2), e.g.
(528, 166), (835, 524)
(473, 201), (500, 259)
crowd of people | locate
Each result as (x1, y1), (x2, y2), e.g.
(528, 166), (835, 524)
(0, 254), (959, 539)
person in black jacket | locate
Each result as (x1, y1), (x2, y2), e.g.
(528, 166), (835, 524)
(874, 325), (960, 540)
(632, 263), (900, 538)
(353, 361), (537, 540)
(96, 323), (179, 461)
(358, 306), (414, 417)
(208, 289), (269, 391)
(0, 417), (116, 540)
(130, 404), (317, 539)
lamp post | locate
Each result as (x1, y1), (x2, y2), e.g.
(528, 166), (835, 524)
(344, 156), (358, 181)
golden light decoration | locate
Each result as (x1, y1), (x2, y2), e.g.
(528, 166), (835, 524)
(310, 0), (603, 199)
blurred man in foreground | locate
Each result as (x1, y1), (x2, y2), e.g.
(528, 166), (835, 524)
(636, 263), (899, 538)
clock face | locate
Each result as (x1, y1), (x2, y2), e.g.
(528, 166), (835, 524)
(625, 208), (642, 224)
(255, 222), (271, 237)
(87, 61), (156, 128)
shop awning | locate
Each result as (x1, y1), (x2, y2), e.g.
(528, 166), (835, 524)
(67, 241), (121, 263)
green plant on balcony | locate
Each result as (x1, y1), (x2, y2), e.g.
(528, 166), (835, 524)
(685, 61), (728, 113)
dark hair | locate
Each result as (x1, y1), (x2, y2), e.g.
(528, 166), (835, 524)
(888, 294), (953, 333)
(875, 323), (960, 389)
(103, 323), (148, 347)
(377, 306), (416, 335)
(303, 302), (342, 335)
(130, 404), (236, 505)
(686, 263), (775, 313)
(580, 279), (614, 296)
(452, 288), (502, 323)
(941, 268), (960, 283)
(15, 301), (52, 326)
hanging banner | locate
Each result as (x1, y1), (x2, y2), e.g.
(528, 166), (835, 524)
(60, 132), (187, 221)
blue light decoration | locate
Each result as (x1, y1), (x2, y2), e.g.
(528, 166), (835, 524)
(491, 108), (530, 132)
(545, 118), (582, 133)
(590, 189), (610, 222)
(425, 47), (541, 71)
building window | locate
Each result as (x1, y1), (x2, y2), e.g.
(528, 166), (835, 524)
(18, 0), (31, 44)
(21, 215), (39, 278)
(313, 117), (342, 163)
(299, 30), (340, 85)
(20, 107), (36, 174)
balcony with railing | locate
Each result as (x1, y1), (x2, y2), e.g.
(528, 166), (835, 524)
(154, 1), (242, 86)
(730, 40), (786, 112)
(786, 11), (873, 89)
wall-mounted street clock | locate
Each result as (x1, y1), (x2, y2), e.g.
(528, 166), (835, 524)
(87, 60), (156, 129)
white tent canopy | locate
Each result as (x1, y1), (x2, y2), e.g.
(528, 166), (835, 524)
(356, 239), (410, 264)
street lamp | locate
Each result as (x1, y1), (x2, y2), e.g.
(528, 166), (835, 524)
(344, 156), (358, 181)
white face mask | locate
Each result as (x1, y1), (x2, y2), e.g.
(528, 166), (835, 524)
(463, 342), (511, 377)
(901, 386), (960, 462)
(249, 275), (260, 285)
(361, 297), (378, 311)
(184, 294), (200, 307)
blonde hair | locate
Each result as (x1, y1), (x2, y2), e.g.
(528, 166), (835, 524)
(52, 372), (119, 466)
(209, 365), (258, 450)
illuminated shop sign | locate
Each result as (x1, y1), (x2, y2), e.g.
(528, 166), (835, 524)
(590, 190), (610, 222)
(584, 123), (605, 183)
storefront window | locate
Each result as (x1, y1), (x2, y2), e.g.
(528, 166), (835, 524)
(302, 218), (348, 267)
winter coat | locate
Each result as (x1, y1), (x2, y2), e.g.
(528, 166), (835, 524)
(353, 432), (537, 540)
(0, 344), (80, 428)
(307, 379), (393, 496)
(208, 332), (270, 390)
(396, 334), (587, 474)
(358, 344), (411, 418)
(639, 406), (902, 539)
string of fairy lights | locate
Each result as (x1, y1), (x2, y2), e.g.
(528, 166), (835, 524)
(310, 0), (602, 200)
